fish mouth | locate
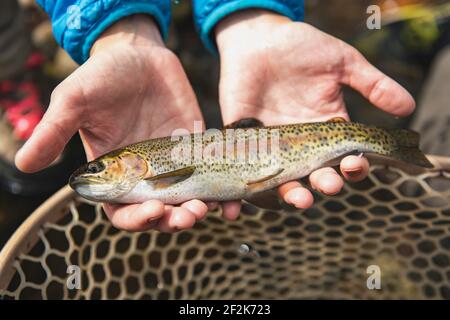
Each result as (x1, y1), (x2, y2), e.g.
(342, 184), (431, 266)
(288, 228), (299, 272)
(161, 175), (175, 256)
(69, 174), (86, 189)
(69, 173), (118, 202)
(69, 166), (133, 202)
(69, 173), (107, 189)
(69, 163), (106, 189)
(69, 161), (141, 201)
(69, 164), (87, 189)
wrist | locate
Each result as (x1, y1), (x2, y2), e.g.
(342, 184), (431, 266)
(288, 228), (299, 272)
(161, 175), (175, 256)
(90, 14), (164, 56)
(215, 9), (290, 53)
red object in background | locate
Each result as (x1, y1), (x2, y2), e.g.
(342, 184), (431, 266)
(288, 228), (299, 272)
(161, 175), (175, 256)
(0, 53), (45, 141)
(25, 52), (46, 69)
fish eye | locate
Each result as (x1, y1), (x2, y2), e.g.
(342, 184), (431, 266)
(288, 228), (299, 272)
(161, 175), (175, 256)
(86, 161), (105, 174)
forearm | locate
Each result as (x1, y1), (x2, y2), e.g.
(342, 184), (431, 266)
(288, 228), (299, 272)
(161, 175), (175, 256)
(36, 0), (171, 64)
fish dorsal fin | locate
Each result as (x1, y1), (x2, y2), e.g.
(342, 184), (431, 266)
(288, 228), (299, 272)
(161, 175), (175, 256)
(224, 118), (264, 129)
(246, 168), (284, 187)
(245, 189), (283, 210)
(145, 166), (196, 189)
(327, 117), (347, 123)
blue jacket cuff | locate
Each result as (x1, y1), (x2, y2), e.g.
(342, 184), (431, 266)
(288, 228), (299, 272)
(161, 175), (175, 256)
(194, 0), (304, 54)
(38, 0), (171, 65)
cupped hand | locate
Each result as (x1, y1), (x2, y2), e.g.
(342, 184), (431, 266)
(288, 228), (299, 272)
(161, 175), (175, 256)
(215, 10), (415, 210)
(15, 15), (231, 232)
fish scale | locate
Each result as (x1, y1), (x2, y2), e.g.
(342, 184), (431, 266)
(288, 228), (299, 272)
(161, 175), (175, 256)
(69, 119), (433, 205)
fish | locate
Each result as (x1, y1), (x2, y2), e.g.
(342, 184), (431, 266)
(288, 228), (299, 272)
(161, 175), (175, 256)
(69, 117), (433, 209)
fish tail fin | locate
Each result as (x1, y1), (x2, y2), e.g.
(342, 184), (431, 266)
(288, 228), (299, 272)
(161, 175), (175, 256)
(385, 128), (433, 168)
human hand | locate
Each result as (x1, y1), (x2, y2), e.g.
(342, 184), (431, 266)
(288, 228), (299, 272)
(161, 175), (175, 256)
(15, 15), (235, 232)
(215, 10), (415, 210)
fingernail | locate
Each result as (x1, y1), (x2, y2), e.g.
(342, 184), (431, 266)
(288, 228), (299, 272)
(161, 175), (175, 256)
(345, 169), (362, 177)
(147, 219), (159, 228)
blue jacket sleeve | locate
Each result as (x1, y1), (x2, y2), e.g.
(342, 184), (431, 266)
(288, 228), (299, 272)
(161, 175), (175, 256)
(193, 0), (304, 54)
(36, 0), (171, 65)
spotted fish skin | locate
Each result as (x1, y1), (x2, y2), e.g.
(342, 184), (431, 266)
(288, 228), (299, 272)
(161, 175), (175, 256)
(69, 121), (432, 204)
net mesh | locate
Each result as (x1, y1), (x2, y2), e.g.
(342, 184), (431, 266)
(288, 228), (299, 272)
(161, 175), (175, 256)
(0, 164), (449, 299)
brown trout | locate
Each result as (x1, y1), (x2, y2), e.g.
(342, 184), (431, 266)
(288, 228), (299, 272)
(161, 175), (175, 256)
(69, 118), (433, 206)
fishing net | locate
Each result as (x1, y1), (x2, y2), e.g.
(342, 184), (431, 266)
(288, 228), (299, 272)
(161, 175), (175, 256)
(0, 156), (449, 300)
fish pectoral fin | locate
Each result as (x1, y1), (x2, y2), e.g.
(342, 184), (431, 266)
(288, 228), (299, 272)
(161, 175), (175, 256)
(321, 150), (360, 168)
(246, 168), (284, 187)
(145, 166), (196, 189)
(327, 117), (347, 123)
(245, 189), (283, 210)
(223, 118), (264, 129)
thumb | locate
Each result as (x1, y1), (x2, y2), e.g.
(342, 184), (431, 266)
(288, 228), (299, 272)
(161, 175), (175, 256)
(15, 88), (81, 173)
(342, 48), (415, 117)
